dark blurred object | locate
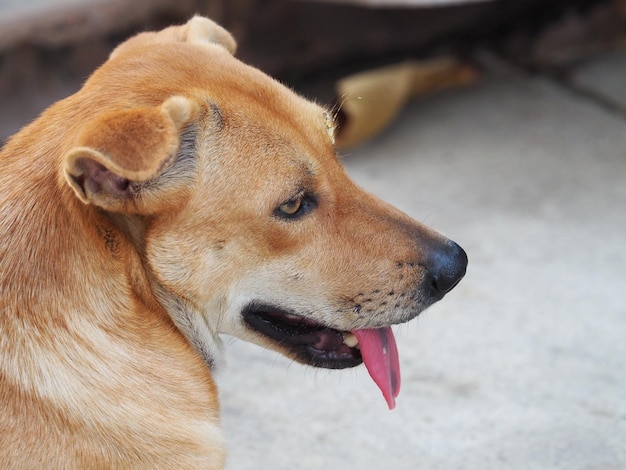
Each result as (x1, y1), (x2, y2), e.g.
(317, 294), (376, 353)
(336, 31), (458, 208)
(0, 0), (609, 82)
(504, 0), (626, 70)
(299, 0), (491, 5)
(224, 0), (606, 79)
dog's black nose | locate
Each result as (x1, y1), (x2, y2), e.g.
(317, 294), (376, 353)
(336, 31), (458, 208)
(426, 239), (467, 297)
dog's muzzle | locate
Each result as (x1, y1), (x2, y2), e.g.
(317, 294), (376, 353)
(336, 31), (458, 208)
(241, 236), (467, 409)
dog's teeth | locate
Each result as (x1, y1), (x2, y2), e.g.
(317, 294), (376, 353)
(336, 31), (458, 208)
(342, 333), (359, 348)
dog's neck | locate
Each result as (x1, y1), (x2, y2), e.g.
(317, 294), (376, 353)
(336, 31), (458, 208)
(105, 211), (224, 371)
(151, 283), (225, 370)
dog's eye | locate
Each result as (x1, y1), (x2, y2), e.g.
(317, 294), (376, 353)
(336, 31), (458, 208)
(279, 197), (302, 215)
(275, 193), (316, 220)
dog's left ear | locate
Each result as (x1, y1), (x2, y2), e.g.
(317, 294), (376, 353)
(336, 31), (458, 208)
(64, 95), (197, 214)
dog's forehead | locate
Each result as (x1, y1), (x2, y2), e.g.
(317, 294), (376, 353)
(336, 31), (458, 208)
(95, 41), (338, 176)
(211, 73), (331, 144)
(191, 59), (336, 163)
(113, 43), (333, 145)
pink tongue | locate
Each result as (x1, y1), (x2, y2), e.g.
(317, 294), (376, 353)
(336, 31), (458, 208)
(352, 327), (401, 410)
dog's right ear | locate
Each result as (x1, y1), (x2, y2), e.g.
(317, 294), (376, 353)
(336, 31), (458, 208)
(63, 96), (197, 214)
(110, 16), (236, 59)
(181, 15), (237, 54)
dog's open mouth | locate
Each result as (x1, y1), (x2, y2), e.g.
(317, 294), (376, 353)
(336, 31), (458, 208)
(242, 303), (401, 409)
(242, 303), (362, 369)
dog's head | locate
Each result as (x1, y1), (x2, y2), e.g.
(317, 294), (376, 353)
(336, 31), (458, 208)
(62, 17), (466, 408)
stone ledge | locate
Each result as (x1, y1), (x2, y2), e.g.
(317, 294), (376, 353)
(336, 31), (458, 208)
(0, 0), (197, 51)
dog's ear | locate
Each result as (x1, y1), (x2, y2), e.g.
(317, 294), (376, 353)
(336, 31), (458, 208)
(181, 15), (237, 54)
(110, 16), (236, 59)
(64, 96), (197, 213)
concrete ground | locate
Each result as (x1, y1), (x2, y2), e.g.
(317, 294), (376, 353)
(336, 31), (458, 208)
(217, 54), (626, 469)
(2, 46), (624, 469)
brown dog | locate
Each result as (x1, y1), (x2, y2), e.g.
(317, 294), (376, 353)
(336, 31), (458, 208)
(0, 16), (466, 468)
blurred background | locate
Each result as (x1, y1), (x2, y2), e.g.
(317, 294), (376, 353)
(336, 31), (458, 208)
(1, 1), (624, 469)
(1, 0), (622, 142)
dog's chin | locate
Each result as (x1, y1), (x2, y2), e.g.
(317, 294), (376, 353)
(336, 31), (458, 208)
(241, 303), (363, 369)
